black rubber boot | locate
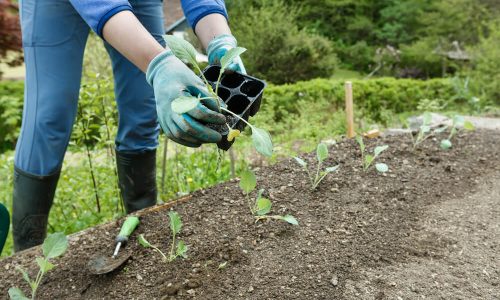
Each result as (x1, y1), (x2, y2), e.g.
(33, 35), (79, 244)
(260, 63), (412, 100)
(12, 167), (60, 252)
(116, 150), (157, 213)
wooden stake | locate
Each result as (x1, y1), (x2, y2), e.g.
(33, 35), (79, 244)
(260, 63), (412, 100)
(345, 81), (355, 138)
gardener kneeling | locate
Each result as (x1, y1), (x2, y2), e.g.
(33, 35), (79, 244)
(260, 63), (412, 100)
(12, 0), (245, 252)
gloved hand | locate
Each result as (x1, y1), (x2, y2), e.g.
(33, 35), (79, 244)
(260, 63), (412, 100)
(146, 51), (226, 147)
(207, 34), (246, 74)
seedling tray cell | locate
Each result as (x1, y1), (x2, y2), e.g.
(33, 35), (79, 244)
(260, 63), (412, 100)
(202, 66), (267, 150)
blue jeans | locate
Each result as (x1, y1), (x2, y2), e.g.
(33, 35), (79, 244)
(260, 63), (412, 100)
(15, 0), (165, 176)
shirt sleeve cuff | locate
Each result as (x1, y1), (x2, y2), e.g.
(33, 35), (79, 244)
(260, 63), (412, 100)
(96, 4), (133, 38)
(190, 9), (228, 29)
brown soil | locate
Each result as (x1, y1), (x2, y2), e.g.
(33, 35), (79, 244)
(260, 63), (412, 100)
(1, 130), (499, 300)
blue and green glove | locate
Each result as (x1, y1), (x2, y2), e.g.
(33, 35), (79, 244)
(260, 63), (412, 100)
(146, 51), (226, 147)
(207, 34), (246, 74)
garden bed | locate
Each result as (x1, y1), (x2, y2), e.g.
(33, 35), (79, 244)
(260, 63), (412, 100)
(1, 130), (499, 299)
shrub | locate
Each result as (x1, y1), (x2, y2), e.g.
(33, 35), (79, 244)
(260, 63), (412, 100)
(0, 81), (23, 150)
(258, 77), (456, 126)
(470, 21), (500, 105)
(0, 0), (23, 79)
(227, 0), (337, 84)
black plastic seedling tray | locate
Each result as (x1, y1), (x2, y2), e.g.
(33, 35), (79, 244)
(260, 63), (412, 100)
(202, 66), (267, 150)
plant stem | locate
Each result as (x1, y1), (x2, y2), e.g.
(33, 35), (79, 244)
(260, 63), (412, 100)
(254, 215), (287, 222)
(220, 107), (252, 128)
(313, 161), (322, 189)
(245, 193), (254, 215)
(152, 246), (168, 262)
(169, 232), (176, 261)
(161, 138), (168, 195)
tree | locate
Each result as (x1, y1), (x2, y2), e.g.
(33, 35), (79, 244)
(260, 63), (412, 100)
(0, 0), (23, 78)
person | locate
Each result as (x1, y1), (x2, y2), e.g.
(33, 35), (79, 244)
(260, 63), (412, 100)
(13, 0), (245, 252)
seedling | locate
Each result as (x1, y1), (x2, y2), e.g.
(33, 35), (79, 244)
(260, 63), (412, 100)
(138, 211), (187, 262)
(294, 143), (339, 190)
(355, 136), (389, 173)
(239, 170), (298, 225)
(9, 232), (68, 300)
(440, 115), (475, 150)
(409, 112), (447, 149)
(164, 35), (273, 157)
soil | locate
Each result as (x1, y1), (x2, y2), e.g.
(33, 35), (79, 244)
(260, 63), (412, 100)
(1, 130), (499, 300)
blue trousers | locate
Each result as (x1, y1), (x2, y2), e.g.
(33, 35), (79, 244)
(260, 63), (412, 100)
(15, 0), (165, 176)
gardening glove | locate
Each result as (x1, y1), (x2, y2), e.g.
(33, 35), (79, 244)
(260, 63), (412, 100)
(207, 34), (247, 74)
(146, 51), (226, 147)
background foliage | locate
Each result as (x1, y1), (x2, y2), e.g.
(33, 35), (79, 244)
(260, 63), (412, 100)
(0, 0), (22, 79)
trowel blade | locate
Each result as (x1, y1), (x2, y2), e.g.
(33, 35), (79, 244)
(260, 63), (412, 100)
(88, 252), (131, 275)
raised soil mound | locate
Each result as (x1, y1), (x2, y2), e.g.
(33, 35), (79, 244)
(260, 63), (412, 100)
(1, 130), (499, 299)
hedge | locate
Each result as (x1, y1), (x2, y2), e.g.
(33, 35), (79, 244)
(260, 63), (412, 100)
(0, 77), (456, 152)
(260, 77), (456, 124)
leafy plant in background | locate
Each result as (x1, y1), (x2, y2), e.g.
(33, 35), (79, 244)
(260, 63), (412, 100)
(164, 35), (273, 157)
(9, 233), (68, 300)
(355, 136), (389, 173)
(294, 143), (339, 190)
(239, 170), (298, 225)
(440, 115), (475, 150)
(138, 211), (187, 262)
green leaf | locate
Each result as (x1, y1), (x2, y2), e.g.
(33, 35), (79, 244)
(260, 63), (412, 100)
(453, 115), (465, 126)
(294, 157), (307, 167)
(36, 257), (54, 273)
(364, 154), (374, 167)
(168, 211), (182, 235)
(420, 125), (431, 134)
(423, 112), (432, 125)
(375, 163), (389, 173)
(220, 47), (247, 72)
(218, 261), (228, 269)
(42, 232), (68, 259)
(251, 127), (273, 157)
(316, 143), (328, 163)
(373, 145), (388, 157)
(8, 287), (29, 300)
(176, 240), (188, 258)
(325, 166), (339, 173)
(440, 139), (452, 150)
(15, 266), (31, 286)
(278, 215), (299, 225)
(171, 96), (199, 114)
(434, 126), (448, 133)
(463, 121), (475, 131)
(239, 170), (256, 193)
(355, 135), (365, 152)
(255, 197), (272, 216)
(137, 234), (151, 248)
(163, 35), (198, 67)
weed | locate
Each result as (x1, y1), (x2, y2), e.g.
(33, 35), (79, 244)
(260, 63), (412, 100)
(9, 233), (68, 300)
(294, 143), (339, 190)
(164, 35), (273, 157)
(355, 136), (389, 173)
(239, 170), (298, 225)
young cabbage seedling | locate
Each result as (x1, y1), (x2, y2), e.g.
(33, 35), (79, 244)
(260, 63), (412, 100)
(355, 136), (389, 173)
(239, 170), (298, 225)
(9, 233), (68, 300)
(164, 35), (273, 157)
(409, 112), (448, 149)
(137, 211), (187, 262)
(440, 115), (475, 150)
(294, 143), (339, 190)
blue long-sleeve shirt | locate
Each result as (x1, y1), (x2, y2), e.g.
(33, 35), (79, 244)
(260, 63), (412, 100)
(69, 0), (228, 37)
